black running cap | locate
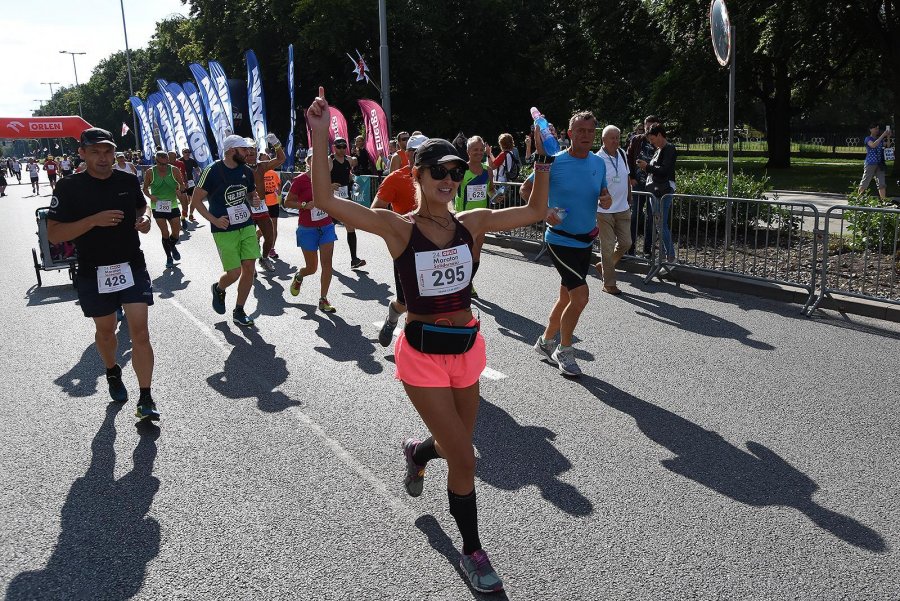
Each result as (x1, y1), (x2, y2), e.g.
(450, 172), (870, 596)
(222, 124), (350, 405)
(80, 128), (117, 148)
(414, 138), (464, 167)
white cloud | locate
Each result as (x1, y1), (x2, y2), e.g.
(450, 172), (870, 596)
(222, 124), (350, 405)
(0, 0), (189, 117)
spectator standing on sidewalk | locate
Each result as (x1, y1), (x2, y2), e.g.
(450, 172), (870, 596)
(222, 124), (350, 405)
(859, 123), (892, 200)
(626, 115), (661, 257)
(594, 125), (632, 294)
(637, 124), (677, 262)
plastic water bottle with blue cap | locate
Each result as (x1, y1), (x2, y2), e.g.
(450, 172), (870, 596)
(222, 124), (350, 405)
(531, 107), (560, 156)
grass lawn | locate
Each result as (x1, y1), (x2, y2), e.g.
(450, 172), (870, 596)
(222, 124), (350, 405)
(679, 156), (899, 196)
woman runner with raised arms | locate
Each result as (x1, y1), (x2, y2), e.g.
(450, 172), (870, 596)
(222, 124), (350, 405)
(306, 88), (551, 593)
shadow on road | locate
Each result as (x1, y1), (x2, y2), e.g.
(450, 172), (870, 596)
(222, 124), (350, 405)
(6, 404), (161, 600)
(24, 283), (78, 307)
(474, 398), (593, 517)
(577, 375), (887, 553)
(152, 267), (189, 300)
(206, 323), (300, 413)
(54, 323), (133, 398)
(414, 515), (510, 601)
(471, 297), (593, 361)
(618, 293), (775, 349)
(333, 268), (393, 307)
(298, 306), (384, 375)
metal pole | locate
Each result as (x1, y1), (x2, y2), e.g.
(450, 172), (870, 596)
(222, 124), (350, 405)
(378, 0), (391, 136)
(119, 0), (140, 151)
(727, 25), (736, 197)
(60, 51), (86, 117)
(41, 82), (63, 153)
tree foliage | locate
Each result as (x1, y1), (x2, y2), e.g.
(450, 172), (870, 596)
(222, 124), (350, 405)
(32, 0), (894, 169)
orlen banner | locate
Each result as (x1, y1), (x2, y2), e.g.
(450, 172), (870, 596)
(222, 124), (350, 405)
(1, 116), (92, 139)
(357, 99), (389, 164)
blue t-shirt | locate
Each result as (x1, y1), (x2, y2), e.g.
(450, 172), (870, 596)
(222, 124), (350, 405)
(531, 151), (608, 248)
(865, 136), (884, 166)
(198, 160), (256, 233)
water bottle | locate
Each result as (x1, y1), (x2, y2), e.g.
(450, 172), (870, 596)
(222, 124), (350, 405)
(531, 107), (560, 155)
(554, 208), (567, 221)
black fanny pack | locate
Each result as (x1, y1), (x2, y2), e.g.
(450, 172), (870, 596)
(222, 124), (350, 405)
(404, 320), (480, 355)
(548, 226), (600, 243)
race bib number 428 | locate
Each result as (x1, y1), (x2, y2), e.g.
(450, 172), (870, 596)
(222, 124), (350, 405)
(97, 262), (134, 294)
(414, 244), (473, 297)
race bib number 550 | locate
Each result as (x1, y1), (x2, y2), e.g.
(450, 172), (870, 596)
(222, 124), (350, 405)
(414, 244), (473, 297)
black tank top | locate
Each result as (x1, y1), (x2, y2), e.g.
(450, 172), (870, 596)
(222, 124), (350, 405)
(330, 156), (352, 186)
(395, 216), (475, 315)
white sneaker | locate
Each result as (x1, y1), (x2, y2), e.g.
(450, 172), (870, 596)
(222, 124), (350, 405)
(551, 345), (582, 376)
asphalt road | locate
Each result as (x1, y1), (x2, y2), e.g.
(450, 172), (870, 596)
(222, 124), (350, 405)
(1, 178), (898, 600)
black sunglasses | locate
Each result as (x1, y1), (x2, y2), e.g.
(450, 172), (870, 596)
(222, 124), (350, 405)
(334, 143), (347, 149)
(427, 164), (466, 182)
(399, 136), (409, 141)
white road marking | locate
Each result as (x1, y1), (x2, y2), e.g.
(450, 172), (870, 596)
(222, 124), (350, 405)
(169, 297), (416, 521)
(481, 367), (507, 381)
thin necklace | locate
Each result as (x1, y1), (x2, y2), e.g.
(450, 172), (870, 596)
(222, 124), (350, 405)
(416, 212), (453, 230)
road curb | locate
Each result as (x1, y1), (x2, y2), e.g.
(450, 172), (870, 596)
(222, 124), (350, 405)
(486, 235), (900, 323)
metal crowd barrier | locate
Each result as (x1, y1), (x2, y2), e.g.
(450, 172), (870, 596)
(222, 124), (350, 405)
(644, 194), (821, 311)
(807, 205), (899, 314)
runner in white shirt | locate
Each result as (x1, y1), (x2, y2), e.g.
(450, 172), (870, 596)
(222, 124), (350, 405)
(112, 152), (139, 177)
(59, 155), (74, 177)
(26, 159), (40, 194)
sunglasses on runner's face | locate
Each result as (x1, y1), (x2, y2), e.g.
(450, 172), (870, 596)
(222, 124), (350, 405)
(427, 164), (466, 182)
(334, 143), (347, 149)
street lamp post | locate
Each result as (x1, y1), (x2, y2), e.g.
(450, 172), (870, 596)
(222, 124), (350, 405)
(378, 0), (391, 135)
(119, 0), (139, 151)
(59, 50), (86, 118)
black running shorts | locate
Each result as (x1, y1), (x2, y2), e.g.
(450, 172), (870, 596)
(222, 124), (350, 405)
(76, 267), (154, 318)
(547, 243), (592, 290)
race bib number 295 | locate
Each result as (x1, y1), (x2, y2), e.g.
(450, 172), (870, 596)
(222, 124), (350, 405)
(414, 244), (473, 297)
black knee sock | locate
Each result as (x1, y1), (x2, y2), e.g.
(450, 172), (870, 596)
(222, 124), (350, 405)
(347, 231), (358, 260)
(106, 364), (121, 379)
(412, 436), (440, 465)
(169, 235), (178, 245)
(161, 237), (172, 257)
(448, 488), (482, 555)
(139, 387), (152, 402)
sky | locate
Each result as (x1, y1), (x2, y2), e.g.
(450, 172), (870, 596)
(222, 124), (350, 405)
(0, 0), (191, 118)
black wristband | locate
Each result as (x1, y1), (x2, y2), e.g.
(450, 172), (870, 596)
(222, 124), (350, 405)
(534, 154), (555, 164)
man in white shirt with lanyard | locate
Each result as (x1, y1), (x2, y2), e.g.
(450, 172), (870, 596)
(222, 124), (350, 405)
(594, 125), (633, 295)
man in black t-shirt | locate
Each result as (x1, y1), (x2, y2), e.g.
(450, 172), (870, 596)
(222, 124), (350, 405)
(331, 137), (366, 269)
(180, 148), (201, 222)
(47, 127), (160, 421)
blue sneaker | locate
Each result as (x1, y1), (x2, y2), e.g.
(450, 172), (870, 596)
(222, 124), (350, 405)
(233, 308), (255, 327)
(401, 438), (425, 497)
(135, 400), (160, 421)
(211, 283), (226, 315)
(460, 549), (504, 593)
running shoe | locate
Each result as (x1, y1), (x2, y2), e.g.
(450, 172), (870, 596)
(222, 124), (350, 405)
(233, 308), (255, 327)
(268, 249), (279, 259)
(534, 336), (555, 358)
(135, 400), (161, 421)
(350, 257), (367, 269)
(106, 369), (128, 403)
(189, 214), (198, 223)
(378, 317), (397, 347)
(166, 258), (175, 268)
(211, 283), (226, 314)
(401, 438), (425, 497)
(181, 218), (188, 229)
(551, 345), (582, 377)
(289, 272), (303, 297)
(459, 549), (504, 593)
(318, 298), (336, 313)
(170, 244), (181, 261)
(259, 256), (275, 272)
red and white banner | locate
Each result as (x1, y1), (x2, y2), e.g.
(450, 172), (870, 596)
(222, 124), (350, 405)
(121, 122), (130, 137)
(357, 99), (389, 163)
(0, 115), (93, 139)
(328, 107), (349, 144)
